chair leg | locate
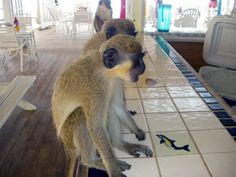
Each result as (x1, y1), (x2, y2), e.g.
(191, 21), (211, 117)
(18, 99), (37, 111)
(20, 48), (23, 72)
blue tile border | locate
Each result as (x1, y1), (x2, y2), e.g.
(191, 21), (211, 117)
(203, 98), (218, 104)
(227, 128), (236, 136)
(214, 111), (231, 118)
(208, 103), (224, 111)
(154, 35), (236, 140)
(219, 119), (236, 127)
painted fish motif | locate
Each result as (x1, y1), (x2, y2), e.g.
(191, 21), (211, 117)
(156, 134), (190, 152)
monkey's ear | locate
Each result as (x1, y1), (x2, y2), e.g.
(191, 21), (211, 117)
(106, 26), (118, 39)
(103, 48), (119, 69)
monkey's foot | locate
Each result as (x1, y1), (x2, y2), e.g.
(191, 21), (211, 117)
(116, 160), (131, 171)
(128, 110), (137, 116)
(134, 128), (145, 141)
(128, 145), (153, 158)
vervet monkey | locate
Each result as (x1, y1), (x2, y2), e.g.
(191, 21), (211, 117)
(52, 35), (152, 177)
(94, 0), (113, 32)
(84, 18), (137, 53)
(84, 18), (144, 140)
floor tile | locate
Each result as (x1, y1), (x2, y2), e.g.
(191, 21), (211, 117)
(114, 133), (153, 158)
(124, 81), (137, 88)
(173, 98), (210, 112)
(144, 62), (156, 72)
(126, 100), (144, 114)
(181, 112), (224, 130)
(162, 77), (190, 86)
(122, 114), (149, 133)
(152, 131), (198, 156)
(191, 129), (236, 153)
(158, 154), (211, 177)
(166, 86), (199, 98)
(141, 70), (159, 78)
(155, 63), (177, 71)
(122, 158), (160, 177)
(146, 113), (186, 132)
(158, 70), (183, 77)
(142, 99), (177, 113)
(203, 152), (236, 177)
(125, 88), (140, 99)
(139, 87), (169, 99)
(137, 76), (164, 88)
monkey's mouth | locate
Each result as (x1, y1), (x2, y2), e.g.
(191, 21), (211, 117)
(130, 75), (139, 82)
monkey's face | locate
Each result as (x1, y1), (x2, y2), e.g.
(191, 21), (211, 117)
(103, 48), (145, 82)
(129, 52), (146, 82)
(105, 25), (137, 40)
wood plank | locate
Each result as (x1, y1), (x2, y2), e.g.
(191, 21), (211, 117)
(0, 29), (89, 177)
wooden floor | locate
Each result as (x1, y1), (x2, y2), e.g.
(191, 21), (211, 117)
(0, 28), (91, 177)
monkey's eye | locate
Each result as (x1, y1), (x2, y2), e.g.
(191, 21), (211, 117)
(103, 48), (119, 69)
(129, 31), (137, 37)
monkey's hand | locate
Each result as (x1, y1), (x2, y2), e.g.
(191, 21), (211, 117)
(127, 144), (153, 158)
(128, 110), (137, 116)
(116, 160), (131, 171)
(111, 172), (127, 177)
(134, 128), (145, 141)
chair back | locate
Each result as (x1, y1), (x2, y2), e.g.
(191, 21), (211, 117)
(180, 8), (200, 27)
(0, 24), (19, 49)
(74, 10), (92, 24)
(203, 15), (236, 69)
(48, 6), (60, 22)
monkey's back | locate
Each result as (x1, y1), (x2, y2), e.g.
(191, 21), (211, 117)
(51, 50), (109, 134)
(83, 33), (106, 53)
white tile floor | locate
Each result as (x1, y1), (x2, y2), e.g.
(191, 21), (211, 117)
(117, 36), (236, 177)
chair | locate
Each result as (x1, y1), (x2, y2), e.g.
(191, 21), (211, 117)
(47, 6), (73, 33)
(0, 24), (30, 72)
(179, 8), (200, 28)
(72, 8), (93, 35)
(199, 15), (236, 101)
(0, 75), (36, 129)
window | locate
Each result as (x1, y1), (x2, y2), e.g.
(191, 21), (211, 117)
(0, 0), (3, 20)
(145, 0), (235, 33)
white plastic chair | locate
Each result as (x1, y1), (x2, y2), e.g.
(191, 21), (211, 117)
(73, 8), (93, 35)
(179, 8), (200, 28)
(0, 24), (29, 72)
(47, 6), (73, 33)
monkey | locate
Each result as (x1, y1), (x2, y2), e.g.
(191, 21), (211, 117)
(94, 0), (113, 32)
(83, 18), (146, 141)
(84, 18), (137, 53)
(51, 34), (153, 177)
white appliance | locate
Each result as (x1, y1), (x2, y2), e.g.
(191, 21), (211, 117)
(199, 14), (236, 101)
